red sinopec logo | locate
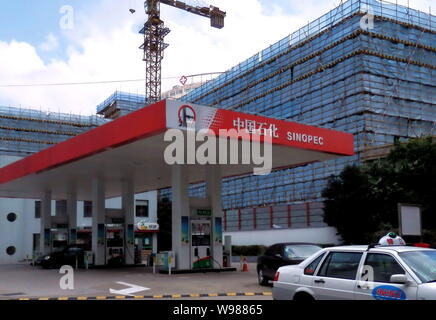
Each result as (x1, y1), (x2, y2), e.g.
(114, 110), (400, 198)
(178, 105), (196, 128)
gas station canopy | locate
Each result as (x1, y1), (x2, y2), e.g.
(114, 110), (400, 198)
(0, 100), (354, 200)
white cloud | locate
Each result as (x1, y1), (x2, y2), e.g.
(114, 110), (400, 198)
(39, 33), (59, 52)
(0, 41), (45, 74)
(0, 0), (433, 115)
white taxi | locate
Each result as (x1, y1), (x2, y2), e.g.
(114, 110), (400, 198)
(273, 243), (436, 300)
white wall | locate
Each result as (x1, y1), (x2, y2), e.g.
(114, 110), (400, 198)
(135, 191), (158, 225)
(0, 199), (26, 264)
(0, 177), (158, 264)
(105, 191), (158, 225)
(224, 227), (341, 246)
(0, 155), (37, 264)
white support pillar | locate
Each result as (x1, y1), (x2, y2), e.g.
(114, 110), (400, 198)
(206, 164), (223, 269)
(122, 179), (135, 265)
(171, 164), (190, 270)
(92, 178), (106, 266)
(39, 191), (52, 255)
(66, 192), (77, 245)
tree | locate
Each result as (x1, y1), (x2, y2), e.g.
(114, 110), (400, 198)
(323, 136), (436, 244)
(383, 136), (436, 229)
(322, 165), (380, 244)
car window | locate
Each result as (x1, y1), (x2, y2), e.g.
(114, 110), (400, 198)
(399, 251), (436, 283)
(265, 245), (281, 257)
(317, 252), (363, 280)
(304, 253), (326, 275)
(365, 253), (405, 283)
(284, 245), (321, 260)
(272, 245), (283, 256)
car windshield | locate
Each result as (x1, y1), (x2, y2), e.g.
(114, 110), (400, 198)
(399, 251), (436, 283)
(284, 245), (321, 260)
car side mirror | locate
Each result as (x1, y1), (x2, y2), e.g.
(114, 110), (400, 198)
(390, 274), (409, 285)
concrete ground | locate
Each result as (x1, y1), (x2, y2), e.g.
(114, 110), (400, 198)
(0, 262), (272, 300)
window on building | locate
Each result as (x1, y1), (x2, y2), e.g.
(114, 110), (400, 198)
(136, 200), (149, 217)
(318, 252), (363, 280)
(33, 234), (40, 252)
(6, 246), (16, 256)
(84, 201), (92, 218)
(7, 212), (17, 222)
(56, 200), (67, 216)
(35, 201), (41, 219)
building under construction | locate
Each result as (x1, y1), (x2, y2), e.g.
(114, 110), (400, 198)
(160, 0), (436, 234)
(0, 106), (105, 157)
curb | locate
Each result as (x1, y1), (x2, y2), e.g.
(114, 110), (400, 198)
(13, 292), (272, 301)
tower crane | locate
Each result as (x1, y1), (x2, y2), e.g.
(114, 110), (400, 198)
(138, 0), (226, 103)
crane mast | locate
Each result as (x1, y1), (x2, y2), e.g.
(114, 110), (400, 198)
(139, 0), (225, 103)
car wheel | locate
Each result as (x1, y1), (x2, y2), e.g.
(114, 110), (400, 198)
(293, 292), (315, 301)
(258, 267), (269, 286)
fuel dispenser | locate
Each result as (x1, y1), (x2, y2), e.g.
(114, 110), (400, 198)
(176, 197), (224, 271)
(223, 235), (232, 268)
(51, 228), (68, 251)
(105, 225), (124, 265)
(187, 200), (215, 269)
(191, 219), (212, 269)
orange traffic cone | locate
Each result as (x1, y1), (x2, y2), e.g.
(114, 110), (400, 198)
(241, 256), (249, 272)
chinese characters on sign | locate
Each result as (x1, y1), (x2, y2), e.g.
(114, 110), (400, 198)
(232, 117), (325, 146)
(232, 117), (279, 137)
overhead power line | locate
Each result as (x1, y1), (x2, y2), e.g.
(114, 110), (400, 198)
(0, 79), (145, 88)
(0, 72), (223, 88)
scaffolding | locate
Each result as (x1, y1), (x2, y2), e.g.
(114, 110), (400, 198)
(159, 0), (436, 231)
(96, 91), (147, 119)
(0, 106), (106, 157)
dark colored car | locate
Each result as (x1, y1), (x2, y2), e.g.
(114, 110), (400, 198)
(35, 245), (86, 269)
(257, 243), (322, 285)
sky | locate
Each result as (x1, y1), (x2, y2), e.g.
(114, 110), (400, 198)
(0, 0), (433, 115)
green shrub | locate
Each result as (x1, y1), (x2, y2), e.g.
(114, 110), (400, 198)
(231, 245), (267, 256)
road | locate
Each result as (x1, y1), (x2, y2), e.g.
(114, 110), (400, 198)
(0, 262), (272, 300)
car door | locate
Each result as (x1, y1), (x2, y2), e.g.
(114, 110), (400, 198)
(271, 245), (287, 274)
(264, 245), (282, 278)
(354, 252), (418, 300)
(259, 246), (273, 278)
(311, 251), (363, 300)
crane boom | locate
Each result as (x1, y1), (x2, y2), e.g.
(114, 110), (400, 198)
(139, 0), (226, 103)
(160, 0), (225, 28)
